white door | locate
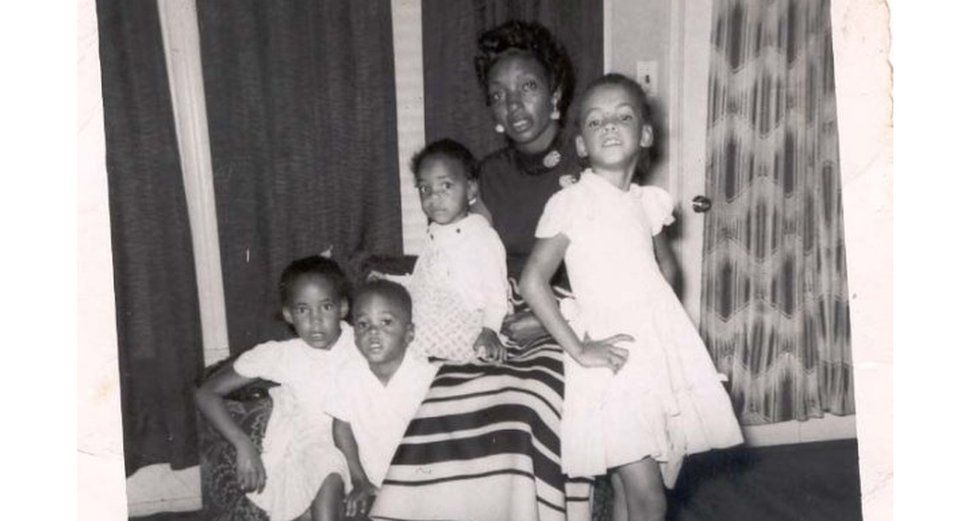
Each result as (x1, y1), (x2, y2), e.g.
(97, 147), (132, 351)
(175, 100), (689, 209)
(667, 0), (711, 325)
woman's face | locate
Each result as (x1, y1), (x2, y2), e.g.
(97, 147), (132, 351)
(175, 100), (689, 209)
(486, 52), (560, 153)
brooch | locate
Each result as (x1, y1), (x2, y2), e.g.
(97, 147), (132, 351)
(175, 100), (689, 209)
(558, 174), (577, 188)
(542, 149), (562, 169)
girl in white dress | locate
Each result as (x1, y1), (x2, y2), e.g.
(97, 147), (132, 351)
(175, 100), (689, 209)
(195, 256), (356, 521)
(520, 74), (743, 521)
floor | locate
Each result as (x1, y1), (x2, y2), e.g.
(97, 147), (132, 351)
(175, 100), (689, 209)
(132, 439), (863, 521)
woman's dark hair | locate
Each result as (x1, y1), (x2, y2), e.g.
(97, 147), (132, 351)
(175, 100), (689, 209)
(575, 73), (654, 127)
(278, 255), (350, 305)
(474, 20), (575, 115)
(410, 138), (479, 183)
(353, 279), (413, 322)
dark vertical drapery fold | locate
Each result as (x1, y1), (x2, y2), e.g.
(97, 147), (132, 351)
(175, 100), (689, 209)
(422, 0), (604, 160)
(197, 0), (402, 353)
(96, 0), (205, 474)
(699, 0), (854, 424)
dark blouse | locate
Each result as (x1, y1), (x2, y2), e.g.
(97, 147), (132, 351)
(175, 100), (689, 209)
(478, 132), (582, 281)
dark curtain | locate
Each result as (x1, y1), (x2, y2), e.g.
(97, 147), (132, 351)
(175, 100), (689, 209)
(422, 0), (604, 160)
(96, 0), (205, 474)
(699, 0), (854, 424)
(197, 0), (402, 354)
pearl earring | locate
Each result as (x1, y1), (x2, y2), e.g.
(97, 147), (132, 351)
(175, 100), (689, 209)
(550, 107), (560, 120)
(468, 196), (478, 206)
(494, 123), (505, 133)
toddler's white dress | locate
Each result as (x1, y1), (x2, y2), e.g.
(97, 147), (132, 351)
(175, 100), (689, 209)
(232, 323), (356, 521)
(536, 171), (743, 487)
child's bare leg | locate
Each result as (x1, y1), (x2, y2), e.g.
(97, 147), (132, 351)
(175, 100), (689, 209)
(309, 473), (345, 521)
(610, 471), (628, 521)
(615, 457), (666, 521)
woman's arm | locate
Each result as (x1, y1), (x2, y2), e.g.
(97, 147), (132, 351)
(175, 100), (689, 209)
(653, 234), (682, 295)
(333, 419), (376, 517)
(194, 364), (266, 492)
(519, 235), (631, 371)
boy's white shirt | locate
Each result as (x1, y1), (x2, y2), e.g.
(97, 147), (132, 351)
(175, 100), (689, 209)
(409, 213), (509, 332)
(323, 350), (438, 486)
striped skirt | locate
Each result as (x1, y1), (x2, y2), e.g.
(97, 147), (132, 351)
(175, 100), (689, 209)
(370, 336), (593, 521)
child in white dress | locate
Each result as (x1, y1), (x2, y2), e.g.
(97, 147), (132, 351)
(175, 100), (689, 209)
(405, 138), (509, 363)
(325, 280), (439, 518)
(195, 256), (356, 521)
(520, 74), (743, 520)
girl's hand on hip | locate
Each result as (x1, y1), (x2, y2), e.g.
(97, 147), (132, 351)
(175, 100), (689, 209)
(234, 441), (266, 493)
(577, 334), (633, 373)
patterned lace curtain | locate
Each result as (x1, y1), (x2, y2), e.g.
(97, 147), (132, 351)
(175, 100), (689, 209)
(699, 0), (854, 424)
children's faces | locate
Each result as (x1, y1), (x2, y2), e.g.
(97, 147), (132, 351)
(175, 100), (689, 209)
(575, 84), (653, 171)
(487, 52), (560, 152)
(352, 293), (413, 369)
(282, 274), (348, 350)
(417, 155), (475, 225)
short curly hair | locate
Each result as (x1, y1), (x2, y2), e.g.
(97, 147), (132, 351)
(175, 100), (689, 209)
(278, 255), (350, 306)
(409, 138), (479, 183)
(474, 20), (575, 115)
(353, 279), (413, 322)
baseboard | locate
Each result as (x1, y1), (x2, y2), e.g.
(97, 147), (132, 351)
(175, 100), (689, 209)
(742, 413), (857, 447)
(125, 464), (202, 517)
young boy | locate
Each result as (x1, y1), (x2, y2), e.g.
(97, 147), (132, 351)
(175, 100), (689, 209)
(326, 280), (439, 518)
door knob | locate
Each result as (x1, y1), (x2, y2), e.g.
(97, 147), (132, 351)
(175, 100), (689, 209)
(692, 195), (712, 213)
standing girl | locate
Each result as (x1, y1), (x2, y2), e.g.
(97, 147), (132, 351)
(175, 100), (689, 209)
(520, 74), (743, 520)
(195, 256), (355, 521)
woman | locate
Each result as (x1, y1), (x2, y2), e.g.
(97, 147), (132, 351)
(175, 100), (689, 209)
(370, 21), (676, 521)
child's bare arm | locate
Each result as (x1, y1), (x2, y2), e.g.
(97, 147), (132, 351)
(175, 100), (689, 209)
(194, 364), (266, 492)
(333, 419), (376, 517)
(653, 234), (682, 294)
(519, 235), (631, 372)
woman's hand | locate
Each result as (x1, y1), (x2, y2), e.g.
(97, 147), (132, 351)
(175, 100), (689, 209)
(345, 479), (378, 518)
(501, 309), (548, 344)
(574, 334), (633, 373)
(475, 328), (506, 364)
(233, 440), (266, 493)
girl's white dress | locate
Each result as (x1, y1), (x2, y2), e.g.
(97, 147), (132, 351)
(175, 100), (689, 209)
(232, 323), (356, 521)
(536, 171), (743, 487)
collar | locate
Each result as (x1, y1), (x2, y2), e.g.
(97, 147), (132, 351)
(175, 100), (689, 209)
(512, 129), (571, 176)
(426, 213), (487, 241)
(579, 169), (640, 198)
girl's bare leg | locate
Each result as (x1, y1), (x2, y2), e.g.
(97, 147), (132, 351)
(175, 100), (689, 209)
(309, 473), (345, 521)
(610, 471), (628, 521)
(615, 457), (666, 521)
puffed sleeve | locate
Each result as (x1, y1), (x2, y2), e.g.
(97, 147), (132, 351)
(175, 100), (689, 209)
(641, 186), (676, 236)
(233, 340), (284, 381)
(535, 188), (576, 240)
